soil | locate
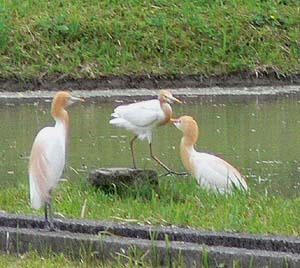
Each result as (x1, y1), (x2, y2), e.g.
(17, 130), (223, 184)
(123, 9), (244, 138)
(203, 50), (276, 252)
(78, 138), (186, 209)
(1, 71), (300, 92)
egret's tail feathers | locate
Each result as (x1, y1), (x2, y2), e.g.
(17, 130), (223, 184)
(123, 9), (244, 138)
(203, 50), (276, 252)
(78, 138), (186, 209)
(109, 117), (126, 126)
(111, 112), (119, 118)
(29, 174), (43, 210)
(231, 170), (248, 192)
(238, 178), (248, 192)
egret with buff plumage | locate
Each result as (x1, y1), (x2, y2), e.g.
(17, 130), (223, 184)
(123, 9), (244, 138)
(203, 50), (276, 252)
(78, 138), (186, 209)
(171, 116), (248, 193)
(109, 90), (184, 174)
(29, 91), (84, 230)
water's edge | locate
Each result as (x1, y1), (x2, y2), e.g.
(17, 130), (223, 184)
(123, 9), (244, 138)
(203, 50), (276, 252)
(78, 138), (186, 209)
(1, 72), (300, 92)
(1, 86), (300, 103)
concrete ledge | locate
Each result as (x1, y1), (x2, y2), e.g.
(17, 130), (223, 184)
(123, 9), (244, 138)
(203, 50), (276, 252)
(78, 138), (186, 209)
(0, 86), (300, 104)
(1, 226), (300, 268)
(1, 212), (300, 254)
(1, 212), (300, 267)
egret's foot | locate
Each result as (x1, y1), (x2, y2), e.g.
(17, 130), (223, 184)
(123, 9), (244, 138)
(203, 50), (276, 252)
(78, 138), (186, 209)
(44, 221), (56, 232)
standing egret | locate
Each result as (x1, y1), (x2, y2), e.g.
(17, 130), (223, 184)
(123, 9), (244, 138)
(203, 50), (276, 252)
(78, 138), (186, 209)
(171, 116), (248, 193)
(29, 91), (84, 230)
(109, 90), (183, 174)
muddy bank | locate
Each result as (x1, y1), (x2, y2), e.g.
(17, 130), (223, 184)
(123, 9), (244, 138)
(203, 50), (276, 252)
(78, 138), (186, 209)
(1, 72), (300, 92)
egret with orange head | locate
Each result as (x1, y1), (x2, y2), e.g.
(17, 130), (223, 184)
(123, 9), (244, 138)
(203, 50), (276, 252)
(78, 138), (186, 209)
(171, 116), (248, 193)
(110, 90), (184, 174)
(29, 91), (84, 230)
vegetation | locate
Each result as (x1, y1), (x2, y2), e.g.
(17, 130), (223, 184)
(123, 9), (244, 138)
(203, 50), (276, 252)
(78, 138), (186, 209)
(2, 177), (300, 236)
(0, 250), (276, 268)
(0, 0), (300, 80)
(1, 177), (299, 267)
(0, 251), (153, 268)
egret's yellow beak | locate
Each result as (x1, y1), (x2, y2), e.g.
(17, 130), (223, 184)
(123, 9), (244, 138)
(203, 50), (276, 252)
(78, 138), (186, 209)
(170, 96), (182, 104)
(71, 96), (85, 103)
(170, 118), (179, 123)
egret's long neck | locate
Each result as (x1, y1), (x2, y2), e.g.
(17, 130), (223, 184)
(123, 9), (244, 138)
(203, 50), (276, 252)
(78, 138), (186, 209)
(159, 100), (172, 126)
(51, 104), (69, 145)
(180, 125), (198, 175)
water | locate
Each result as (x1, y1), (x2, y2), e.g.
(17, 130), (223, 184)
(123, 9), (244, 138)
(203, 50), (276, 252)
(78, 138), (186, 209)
(1, 95), (300, 197)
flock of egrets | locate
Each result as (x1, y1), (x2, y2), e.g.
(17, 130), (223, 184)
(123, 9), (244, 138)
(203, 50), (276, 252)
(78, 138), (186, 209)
(29, 90), (248, 230)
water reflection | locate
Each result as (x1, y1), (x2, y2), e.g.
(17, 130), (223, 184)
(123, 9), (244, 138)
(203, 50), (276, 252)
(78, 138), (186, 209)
(1, 95), (300, 197)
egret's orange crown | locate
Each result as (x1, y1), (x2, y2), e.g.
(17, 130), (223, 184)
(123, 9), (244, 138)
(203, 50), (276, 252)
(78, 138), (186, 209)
(159, 90), (182, 104)
(173, 115), (199, 145)
(51, 91), (84, 119)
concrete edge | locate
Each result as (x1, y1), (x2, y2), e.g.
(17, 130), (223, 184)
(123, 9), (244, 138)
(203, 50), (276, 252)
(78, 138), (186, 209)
(1, 226), (300, 268)
(1, 212), (300, 255)
(0, 86), (300, 104)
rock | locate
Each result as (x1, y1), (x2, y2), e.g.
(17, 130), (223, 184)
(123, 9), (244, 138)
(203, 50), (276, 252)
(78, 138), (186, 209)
(88, 168), (159, 196)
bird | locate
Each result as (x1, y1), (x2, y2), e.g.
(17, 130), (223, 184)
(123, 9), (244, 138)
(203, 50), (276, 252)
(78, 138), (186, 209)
(109, 90), (184, 174)
(28, 91), (84, 230)
(171, 115), (248, 193)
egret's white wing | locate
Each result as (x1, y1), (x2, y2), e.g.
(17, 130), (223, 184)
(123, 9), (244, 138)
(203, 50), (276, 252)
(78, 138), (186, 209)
(191, 152), (247, 193)
(29, 127), (65, 209)
(113, 99), (160, 114)
(111, 100), (161, 127)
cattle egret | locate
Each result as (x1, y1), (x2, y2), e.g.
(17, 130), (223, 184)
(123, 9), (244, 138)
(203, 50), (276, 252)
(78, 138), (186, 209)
(29, 91), (84, 230)
(171, 116), (248, 193)
(110, 90), (184, 174)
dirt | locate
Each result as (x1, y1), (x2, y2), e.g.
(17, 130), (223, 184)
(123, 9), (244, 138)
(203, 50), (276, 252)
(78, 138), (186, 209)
(1, 71), (300, 92)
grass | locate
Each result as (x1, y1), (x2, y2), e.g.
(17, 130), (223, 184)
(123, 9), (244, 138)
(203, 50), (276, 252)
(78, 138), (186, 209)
(0, 251), (283, 268)
(0, 250), (286, 268)
(1, 172), (300, 266)
(0, 0), (300, 80)
(0, 251), (154, 268)
(1, 177), (299, 267)
(2, 176), (300, 236)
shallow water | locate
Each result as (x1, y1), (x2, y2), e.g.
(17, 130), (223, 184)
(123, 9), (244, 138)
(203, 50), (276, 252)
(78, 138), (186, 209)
(1, 95), (300, 197)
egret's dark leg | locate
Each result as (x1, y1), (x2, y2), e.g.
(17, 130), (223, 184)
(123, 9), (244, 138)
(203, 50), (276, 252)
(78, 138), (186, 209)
(44, 191), (55, 231)
(48, 198), (55, 231)
(149, 143), (187, 175)
(130, 135), (138, 169)
(44, 203), (49, 227)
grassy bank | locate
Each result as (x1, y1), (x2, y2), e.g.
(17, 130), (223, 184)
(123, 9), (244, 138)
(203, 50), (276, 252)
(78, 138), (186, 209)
(2, 177), (300, 236)
(1, 178), (300, 266)
(0, 0), (299, 80)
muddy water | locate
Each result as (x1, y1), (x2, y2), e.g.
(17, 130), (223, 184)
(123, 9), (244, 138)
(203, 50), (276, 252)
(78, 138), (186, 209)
(1, 95), (300, 197)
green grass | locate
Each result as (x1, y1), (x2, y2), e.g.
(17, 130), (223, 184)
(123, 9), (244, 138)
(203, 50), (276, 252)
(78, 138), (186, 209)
(2, 169), (300, 267)
(0, 251), (281, 268)
(2, 176), (300, 236)
(0, 252), (86, 268)
(1, 177), (299, 267)
(0, 0), (300, 80)
(0, 251), (154, 268)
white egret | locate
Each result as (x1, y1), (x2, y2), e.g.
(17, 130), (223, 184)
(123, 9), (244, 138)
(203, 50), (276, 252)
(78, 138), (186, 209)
(171, 116), (248, 193)
(110, 90), (184, 174)
(29, 91), (84, 230)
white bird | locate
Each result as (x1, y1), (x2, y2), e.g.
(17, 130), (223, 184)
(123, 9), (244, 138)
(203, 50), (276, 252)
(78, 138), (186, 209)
(110, 90), (183, 174)
(29, 91), (84, 230)
(171, 116), (248, 193)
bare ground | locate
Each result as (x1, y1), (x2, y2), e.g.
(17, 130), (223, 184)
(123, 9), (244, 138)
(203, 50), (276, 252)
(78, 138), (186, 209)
(1, 71), (300, 92)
